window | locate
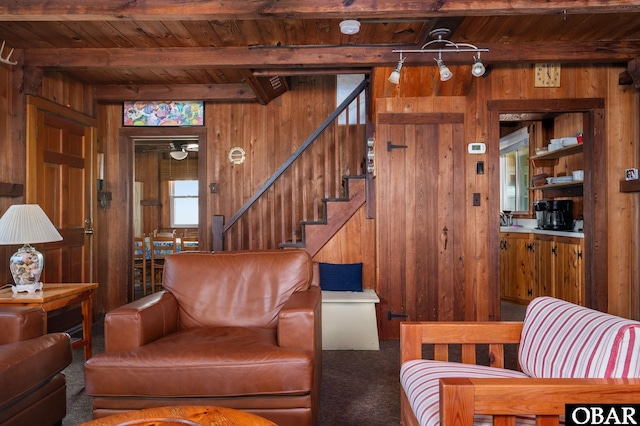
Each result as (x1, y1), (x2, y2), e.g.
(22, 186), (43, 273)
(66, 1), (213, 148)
(170, 180), (198, 227)
(499, 127), (530, 212)
(337, 74), (366, 125)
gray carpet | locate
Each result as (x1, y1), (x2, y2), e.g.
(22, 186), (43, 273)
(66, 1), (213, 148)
(62, 302), (526, 425)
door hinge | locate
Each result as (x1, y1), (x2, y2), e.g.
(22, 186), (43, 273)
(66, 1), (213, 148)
(387, 141), (408, 151)
(578, 250), (583, 259)
(551, 245), (558, 256)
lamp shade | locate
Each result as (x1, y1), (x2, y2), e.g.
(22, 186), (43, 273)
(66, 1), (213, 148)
(0, 204), (62, 245)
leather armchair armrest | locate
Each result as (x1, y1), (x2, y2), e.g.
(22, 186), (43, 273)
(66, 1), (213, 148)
(104, 291), (179, 352)
(0, 332), (72, 407)
(278, 285), (321, 352)
(0, 307), (46, 345)
(439, 377), (640, 426)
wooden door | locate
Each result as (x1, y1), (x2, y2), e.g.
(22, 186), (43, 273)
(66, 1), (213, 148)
(26, 97), (97, 284)
(376, 113), (464, 340)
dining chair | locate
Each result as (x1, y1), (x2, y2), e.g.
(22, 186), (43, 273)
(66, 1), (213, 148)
(180, 230), (199, 252)
(150, 233), (177, 292)
(132, 234), (149, 300)
(153, 229), (177, 238)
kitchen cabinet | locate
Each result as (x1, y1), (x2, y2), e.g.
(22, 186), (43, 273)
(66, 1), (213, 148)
(500, 232), (533, 304)
(553, 236), (584, 305)
(532, 233), (584, 305)
(502, 231), (584, 305)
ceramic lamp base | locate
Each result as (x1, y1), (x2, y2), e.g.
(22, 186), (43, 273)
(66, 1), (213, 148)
(11, 282), (43, 293)
(9, 243), (44, 286)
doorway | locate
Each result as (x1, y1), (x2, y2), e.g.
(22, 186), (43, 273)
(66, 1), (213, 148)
(119, 126), (208, 301)
(489, 99), (607, 312)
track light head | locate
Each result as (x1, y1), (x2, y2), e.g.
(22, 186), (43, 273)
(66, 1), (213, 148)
(472, 56), (486, 77)
(436, 58), (452, 81)
(388, 55), (405, 84)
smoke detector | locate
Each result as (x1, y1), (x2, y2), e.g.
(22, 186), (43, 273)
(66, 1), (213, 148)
(340, 20), (361, 35)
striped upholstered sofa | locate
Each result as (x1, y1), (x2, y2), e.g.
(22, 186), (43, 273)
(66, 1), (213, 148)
(400, 296), (640, 426)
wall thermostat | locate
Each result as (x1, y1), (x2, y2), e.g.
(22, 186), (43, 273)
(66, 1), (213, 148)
(468, 142), (486, 154)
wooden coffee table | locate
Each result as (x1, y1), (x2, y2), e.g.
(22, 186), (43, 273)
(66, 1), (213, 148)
(0, 283), (98, 360)
(80, 406), (277, 425)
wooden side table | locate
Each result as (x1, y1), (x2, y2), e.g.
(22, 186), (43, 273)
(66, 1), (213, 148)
(0, 282), (98, 360)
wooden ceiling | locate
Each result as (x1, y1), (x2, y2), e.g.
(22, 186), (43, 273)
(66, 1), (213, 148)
(1, 1), (639, 104)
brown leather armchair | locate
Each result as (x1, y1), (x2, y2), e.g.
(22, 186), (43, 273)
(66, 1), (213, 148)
(85, 249), (321, 426)
(0, 306), (73, 426)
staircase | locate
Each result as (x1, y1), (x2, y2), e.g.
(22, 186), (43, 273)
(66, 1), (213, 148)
(215, 79), (370, 252)
(280, 176), (366, 256)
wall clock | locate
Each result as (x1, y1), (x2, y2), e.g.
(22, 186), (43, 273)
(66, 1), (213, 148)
(534, 63), (561, 87)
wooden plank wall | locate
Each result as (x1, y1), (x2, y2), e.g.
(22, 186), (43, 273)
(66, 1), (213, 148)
(91, 75), (373, 312)
(1, 64), (637, 322)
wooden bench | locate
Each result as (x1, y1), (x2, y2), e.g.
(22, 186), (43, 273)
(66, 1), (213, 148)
(400, 297), (640, 426)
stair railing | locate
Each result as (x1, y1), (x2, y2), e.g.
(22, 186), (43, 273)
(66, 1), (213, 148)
(214, 77), (368, 251)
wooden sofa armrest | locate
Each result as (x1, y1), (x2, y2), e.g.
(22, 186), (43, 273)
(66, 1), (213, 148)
(440, 377), (640, 426)
(400, 321), (523, 367)
(104, 291), (179, 352)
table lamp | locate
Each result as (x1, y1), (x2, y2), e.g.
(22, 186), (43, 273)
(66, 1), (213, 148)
(0, 204), (63, 293)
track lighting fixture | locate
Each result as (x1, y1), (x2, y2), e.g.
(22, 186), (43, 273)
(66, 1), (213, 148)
(388, 28), (489, 84)
(387, 54), (405, 84)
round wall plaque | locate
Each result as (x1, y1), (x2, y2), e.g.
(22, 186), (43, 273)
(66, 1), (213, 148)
(228, 147), (246, 164)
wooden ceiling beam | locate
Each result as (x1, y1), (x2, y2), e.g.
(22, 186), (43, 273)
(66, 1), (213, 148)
(25, 41), (640, 69)
(2, 0), (639, 21)
(92, 83), (256, 102)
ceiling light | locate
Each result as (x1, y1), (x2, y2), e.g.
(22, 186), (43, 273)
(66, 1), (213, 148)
(391, 28), (489, 80)
(436, 58), (452, 81)
(170, 150), (188, 160)
(472, 55), (486, 77)
(340, 20), (361, 35)
(388, 54), (405, 84)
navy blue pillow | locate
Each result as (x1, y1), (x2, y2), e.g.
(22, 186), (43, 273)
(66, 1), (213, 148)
(319, 262), (363, 292)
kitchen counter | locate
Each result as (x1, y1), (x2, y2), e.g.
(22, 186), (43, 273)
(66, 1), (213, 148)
(500, 226), (584, 238)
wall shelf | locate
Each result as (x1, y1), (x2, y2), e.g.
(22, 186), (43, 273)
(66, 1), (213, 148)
(0, 182), (24, 197)
(533, 181), (584, 198)
(620, 180), (640, 193)
(531, 143), (583, 161)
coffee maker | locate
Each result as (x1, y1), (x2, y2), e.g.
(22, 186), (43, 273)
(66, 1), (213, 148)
(533, 200), (573, 231)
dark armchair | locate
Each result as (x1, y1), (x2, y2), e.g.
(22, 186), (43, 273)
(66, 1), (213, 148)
(0, 306), (73, 426)
(85, 249), (321, 426)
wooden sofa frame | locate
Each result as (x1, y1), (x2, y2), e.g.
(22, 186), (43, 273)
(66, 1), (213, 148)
(400, 321), (640, 426)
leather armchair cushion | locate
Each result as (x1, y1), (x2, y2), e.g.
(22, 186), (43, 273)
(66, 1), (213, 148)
(163, 250), (313, 329)
(85, 326), (313, 398)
